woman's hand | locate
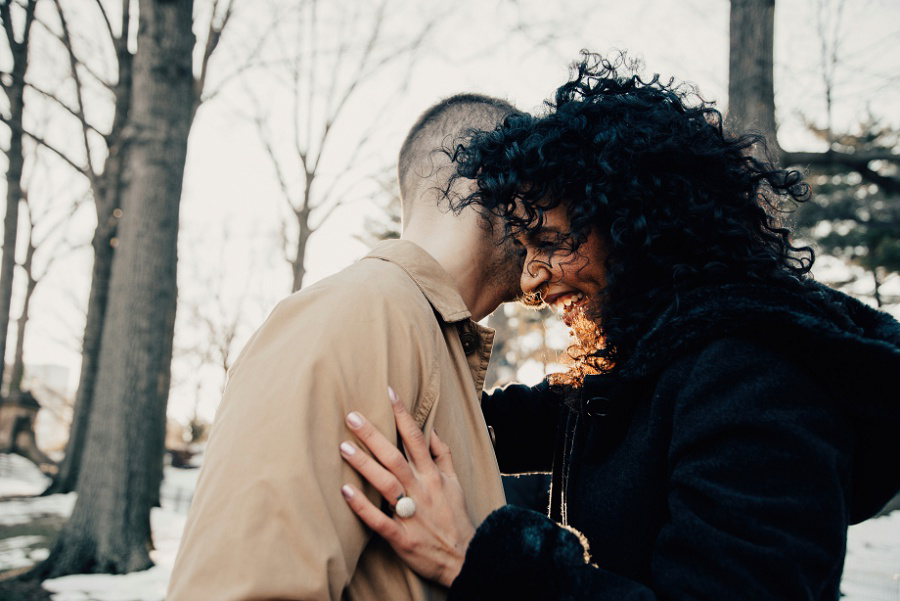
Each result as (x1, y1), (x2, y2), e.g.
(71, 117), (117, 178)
(340, 387), (475, 588)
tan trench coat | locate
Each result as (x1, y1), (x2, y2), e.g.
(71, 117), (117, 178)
(167, 240), (506, 601)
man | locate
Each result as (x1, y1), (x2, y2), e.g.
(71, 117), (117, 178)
(167, 94), (523, 601)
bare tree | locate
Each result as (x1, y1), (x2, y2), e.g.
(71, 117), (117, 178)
(727, 0), (777, 149)
(28, 0), (196, 578)
(248, 0), (436, 291)
(177, 225), (261, 396)
(38, 0), (131, 494)
(39, 0), (236, 495)
(727, 0), (900, 191)
(791, 0), (900, 307)
(0, 0), (39, 394)
(8, 180), (84, 398)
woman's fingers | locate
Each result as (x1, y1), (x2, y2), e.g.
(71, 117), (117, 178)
(345, 409), (416, 486)
(341, 484), (403, 539)
(340, 440), (405, 506)
(429, 429), (457, 478)
(388, 387), (434, 472)
(341, 390), (475, 589)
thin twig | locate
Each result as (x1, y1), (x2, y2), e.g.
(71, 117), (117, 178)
(52, 0), (98, 184)
(25, 81), (107, 137)
(0, 114), (90, 176)
(92, 0), (115, 44)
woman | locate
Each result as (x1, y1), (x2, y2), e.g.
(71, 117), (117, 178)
(339, 53), (900, 600)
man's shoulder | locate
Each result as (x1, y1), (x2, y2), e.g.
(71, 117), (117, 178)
(285, 256), (426, 312)
(264, 257), (438, 336)
(228, 258), (440, 377)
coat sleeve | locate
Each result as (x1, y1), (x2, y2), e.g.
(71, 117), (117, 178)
(167, 274), (439, 601)
(481, 380), (563, 474)
(451, 338), (853, 600)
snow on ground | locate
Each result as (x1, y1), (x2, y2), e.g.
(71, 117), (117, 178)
(0, 494), (75, 528)
(0, 453), (51, 497)
(0, 535), (51, 572)
(0, 457), (198, 600)
(41, 466), (197, 601)
(1, 451), (898, 600)
(40, 499), (188, 601)
(843, 510), (900, 601)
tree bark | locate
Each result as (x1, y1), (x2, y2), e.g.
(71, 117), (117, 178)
(728, 0), (900, 193)
(783, 150), (900, 195)
(8, 236), (36, 396)
(727, 0), (779, 155)
(0, 0), (38, 393)
(43, 9), (134, 496)
(291, 206), (312, 292)
(31, 0), (195, 577)
(43, 222), (116, 495)
(872, 267), (883, 308)
(46, 0), (230, 497)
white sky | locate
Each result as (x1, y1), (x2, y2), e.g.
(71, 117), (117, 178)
(2, 0), (899, 424)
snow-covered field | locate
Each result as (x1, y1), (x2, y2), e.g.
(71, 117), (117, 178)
(0, 454), (196, 600)
(1, 452), (899, 600)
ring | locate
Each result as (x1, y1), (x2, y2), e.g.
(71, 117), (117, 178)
(393, 495), (416, 519)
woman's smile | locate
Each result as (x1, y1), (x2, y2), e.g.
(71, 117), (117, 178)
(543, 289), (589, 325)
(516, 204), (607, 325)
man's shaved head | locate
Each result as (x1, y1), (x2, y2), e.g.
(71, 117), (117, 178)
(398, 93), (518, 224)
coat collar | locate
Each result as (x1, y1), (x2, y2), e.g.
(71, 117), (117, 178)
(363, 239), (472, 324)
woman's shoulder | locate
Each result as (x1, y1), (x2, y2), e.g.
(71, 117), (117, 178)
(625, 280), (900, 375)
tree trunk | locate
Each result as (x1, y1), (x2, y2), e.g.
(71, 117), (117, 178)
(8, 241), (36, 396)
(31, 0), (195, 577)
(727, 0), (780, 155)
(42, 223), (115, 495)
(872, 269), (883, 308)
(729, 0), (900, 192)
(291, 208), (312, 292)
(43, 25), (133, 496)
(0, 0), (37, 392)
(0, 90), (24, 391)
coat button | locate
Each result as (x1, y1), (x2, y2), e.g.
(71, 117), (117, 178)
(487, 425), (496, 446)
(585, 396), (612, 417)
(459, 331), (479, 355)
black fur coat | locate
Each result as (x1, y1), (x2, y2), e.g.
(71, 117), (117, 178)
(456, 281), (900, 601)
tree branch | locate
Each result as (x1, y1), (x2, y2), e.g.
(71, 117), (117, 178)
(32, 14), (115, 90)
(21, 0), (37, 51)
(26, 81), (106, 137)
(194, 0), (235, 113)
(0, 1), (16, 51)
(93, 0), (115, 45)
(120, 0), (129, 49)
(784, 149), (900, 166)
(856, 164), (900, 195)
(52, 0), (98, 185)
(0, 113), (90, 176)
(290, 11), (309, 173)
(783, 149), (900, 194)
(312, 0), (434, 176)
(34, 189), (89, 250)
(253, 109), (298, 213)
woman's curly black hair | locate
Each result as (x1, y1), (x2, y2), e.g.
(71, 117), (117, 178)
(451, 51), (814, 378)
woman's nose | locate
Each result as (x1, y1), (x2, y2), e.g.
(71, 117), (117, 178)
(520, 258), (549, 295)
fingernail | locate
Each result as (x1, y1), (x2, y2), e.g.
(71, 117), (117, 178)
(388, 386), (398, 404)
(347, 411), (364, 428)
(340, 441), (355, 456)
(341, 485), (354, 499)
